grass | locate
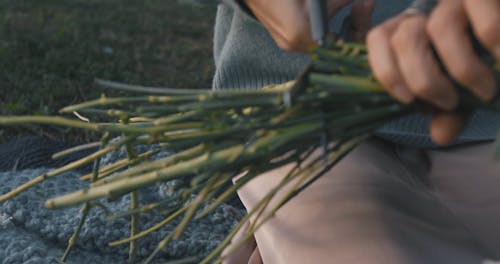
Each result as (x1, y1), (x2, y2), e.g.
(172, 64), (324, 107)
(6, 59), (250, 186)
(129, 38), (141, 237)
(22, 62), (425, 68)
(0, 0), (216, 143)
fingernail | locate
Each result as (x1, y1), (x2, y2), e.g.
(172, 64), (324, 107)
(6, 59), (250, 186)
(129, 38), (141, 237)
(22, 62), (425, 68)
(393, 84), (413, 103)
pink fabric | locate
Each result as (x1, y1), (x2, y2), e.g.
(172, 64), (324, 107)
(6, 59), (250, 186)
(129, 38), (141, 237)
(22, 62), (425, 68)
(222, 139), (500, 264)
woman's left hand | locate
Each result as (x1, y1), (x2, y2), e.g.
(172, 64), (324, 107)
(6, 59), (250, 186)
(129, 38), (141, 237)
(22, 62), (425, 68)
(366, 0), (500, 145)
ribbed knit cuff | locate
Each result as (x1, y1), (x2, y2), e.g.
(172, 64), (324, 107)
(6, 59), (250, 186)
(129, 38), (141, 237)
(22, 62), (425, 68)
(213, 65), (299, 91)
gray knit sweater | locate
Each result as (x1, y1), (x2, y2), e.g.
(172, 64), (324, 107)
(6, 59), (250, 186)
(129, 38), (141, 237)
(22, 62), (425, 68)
(213, 0), (500, 147)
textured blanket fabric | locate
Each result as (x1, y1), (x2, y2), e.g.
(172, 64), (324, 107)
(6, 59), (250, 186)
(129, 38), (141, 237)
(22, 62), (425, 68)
(0, 137), (245, 263)
(0, 136), (96, 173)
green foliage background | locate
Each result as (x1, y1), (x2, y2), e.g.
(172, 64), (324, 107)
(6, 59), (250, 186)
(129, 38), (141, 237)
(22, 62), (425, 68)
(0, 0), (216, 143)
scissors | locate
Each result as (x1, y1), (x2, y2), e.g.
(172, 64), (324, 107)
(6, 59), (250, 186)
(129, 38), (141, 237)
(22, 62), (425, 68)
(308, 0), (352, 44)
(308, 0), (329, 45)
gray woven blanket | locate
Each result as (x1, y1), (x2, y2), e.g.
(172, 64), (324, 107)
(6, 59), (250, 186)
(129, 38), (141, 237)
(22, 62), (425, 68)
(0, 137), (245, 263)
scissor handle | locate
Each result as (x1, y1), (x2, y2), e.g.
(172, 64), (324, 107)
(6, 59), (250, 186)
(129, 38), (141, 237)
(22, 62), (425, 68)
(308, 0), (329, 45)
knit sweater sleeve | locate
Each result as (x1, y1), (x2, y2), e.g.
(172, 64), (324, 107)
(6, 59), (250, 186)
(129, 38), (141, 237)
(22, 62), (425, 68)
(408, 0), (439, 14)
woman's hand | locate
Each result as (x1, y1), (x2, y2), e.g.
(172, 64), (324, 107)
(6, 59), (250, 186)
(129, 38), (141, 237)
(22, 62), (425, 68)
(367, 0), (500, 145)
(245, 0), (375, 52)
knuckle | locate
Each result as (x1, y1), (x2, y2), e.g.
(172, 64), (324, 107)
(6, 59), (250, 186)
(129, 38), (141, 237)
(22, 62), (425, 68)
(475, 18), (500, 47)
(426, 14), (444, 40)
(400, 17), (426, 34)
(391, 19), (425, 50)
(374, 67), (398, 88)
(366, 27), (388, 46)
(390, 29), (406, 49)
(412, 78), (434, 98)
(448, 63), (477, 86)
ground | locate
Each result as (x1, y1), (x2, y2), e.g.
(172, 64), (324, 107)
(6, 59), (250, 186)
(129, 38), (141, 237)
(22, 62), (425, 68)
(0, 0), (216, 143)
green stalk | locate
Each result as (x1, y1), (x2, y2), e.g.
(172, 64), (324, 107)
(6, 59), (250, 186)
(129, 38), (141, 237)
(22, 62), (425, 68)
(123, 139), (140, 264)
(0, 137), (129, 202)
(109, 206), (189, 247)
(60, 94), (201, 113)
(172, 173), (222, 240)
(0, 40), (497, 264)
(163, 257), (200, 264)
(152, 111), (198, 126)
(52, 142), (101, 160)
(61, 133), (109, 262)
(80, 150), (157, 181)
(128, 191), (139, 264)
(201, 148), (317, 264)
(95, 78), (211, 95)
(46, 124), (320, 209)
(106, 197), (182, 221)
(177, 96), (282, 112)
(61, 203), (90, 263)
(0, 116), (99, 131)
(309, 73), (384, 93)
(91, 144), (206, 187)
(143, 233), (175, 264)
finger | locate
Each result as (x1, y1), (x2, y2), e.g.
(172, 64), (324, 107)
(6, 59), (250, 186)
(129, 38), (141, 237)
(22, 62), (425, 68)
(265, 18), (317, 53)
(350, 0), (376, 43)
(392, 15), (458, 110)
(464, 0), (500, 60)
(430, 112), (465, 145)
(367, 15), (414, 103)
(248, 0), (316, 53)
(428, 0), (497, 101)
(262, 15), (317, 53)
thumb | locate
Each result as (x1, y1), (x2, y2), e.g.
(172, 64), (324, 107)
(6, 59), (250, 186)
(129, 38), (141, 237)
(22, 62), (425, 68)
(430, 112), (465, 146)
(350, 0), (375, 43)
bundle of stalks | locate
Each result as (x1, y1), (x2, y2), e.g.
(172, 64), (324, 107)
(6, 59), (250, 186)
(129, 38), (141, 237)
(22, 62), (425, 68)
(0, 41), (499, 263)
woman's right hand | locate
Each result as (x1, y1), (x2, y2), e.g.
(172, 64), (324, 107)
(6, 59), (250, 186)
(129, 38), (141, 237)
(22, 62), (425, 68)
(366, 0), (500, 145)
(245, 0), (375, 52)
